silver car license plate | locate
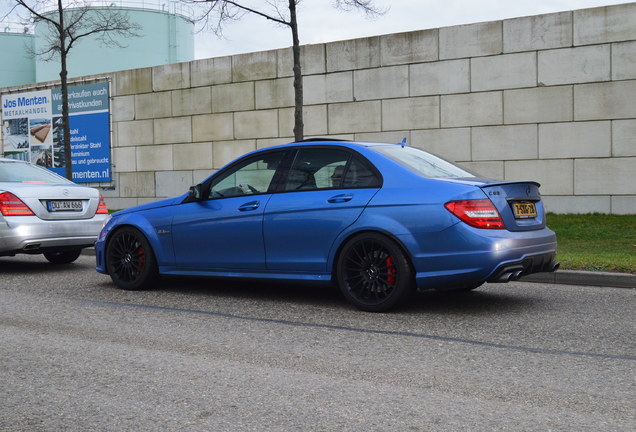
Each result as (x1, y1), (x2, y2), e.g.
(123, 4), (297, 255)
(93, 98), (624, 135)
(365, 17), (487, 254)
(48, 200), (83, 212)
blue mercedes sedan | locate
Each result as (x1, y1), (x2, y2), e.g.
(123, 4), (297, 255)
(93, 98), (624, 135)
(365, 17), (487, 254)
(96, 139), (558, 311)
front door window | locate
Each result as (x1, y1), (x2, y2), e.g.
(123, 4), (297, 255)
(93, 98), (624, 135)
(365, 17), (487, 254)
(210, 151), (285, 199)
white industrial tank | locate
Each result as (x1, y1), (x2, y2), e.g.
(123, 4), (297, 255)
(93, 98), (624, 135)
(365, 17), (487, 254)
(0, 25), (35, 87)
(29, 1), (194, 83)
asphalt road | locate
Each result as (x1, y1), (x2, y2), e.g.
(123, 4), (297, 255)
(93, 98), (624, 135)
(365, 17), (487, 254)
(1, 254), (634, 432)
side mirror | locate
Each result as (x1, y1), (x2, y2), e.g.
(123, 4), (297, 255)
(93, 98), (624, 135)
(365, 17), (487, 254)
(186, 184), (203, 202)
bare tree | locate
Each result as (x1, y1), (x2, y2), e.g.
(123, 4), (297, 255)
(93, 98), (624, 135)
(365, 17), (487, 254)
(188, 0), (385, 142)
(3, 1), (140, 179)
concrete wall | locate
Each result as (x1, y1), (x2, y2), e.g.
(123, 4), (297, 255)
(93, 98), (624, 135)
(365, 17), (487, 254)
(5, 3), (636, 213)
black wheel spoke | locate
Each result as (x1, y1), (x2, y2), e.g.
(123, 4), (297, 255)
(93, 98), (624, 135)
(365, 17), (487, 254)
(351, 246), (365, 265)
(360, 242), (369, 263)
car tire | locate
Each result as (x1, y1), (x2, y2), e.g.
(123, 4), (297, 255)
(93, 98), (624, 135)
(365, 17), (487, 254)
(43, 249), (82, 264)
(106, 227), (157, 290)
(336, 232), (414, 312)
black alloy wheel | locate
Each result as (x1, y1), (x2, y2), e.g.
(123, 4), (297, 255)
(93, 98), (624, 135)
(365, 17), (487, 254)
(336, 233), (413, 312)
(106, 227), (157, 290)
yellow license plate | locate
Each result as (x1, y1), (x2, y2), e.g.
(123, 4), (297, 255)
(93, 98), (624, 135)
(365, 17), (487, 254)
(513, 202), (537, 219)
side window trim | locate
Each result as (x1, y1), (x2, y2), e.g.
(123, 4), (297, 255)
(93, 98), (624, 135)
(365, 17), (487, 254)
(273, 149), (300, 193)
(267, 150), (296, 193)
(329, 155), (353, 190)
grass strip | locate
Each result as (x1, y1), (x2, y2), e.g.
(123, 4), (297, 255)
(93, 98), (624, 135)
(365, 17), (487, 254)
(547, 213), (636, 274)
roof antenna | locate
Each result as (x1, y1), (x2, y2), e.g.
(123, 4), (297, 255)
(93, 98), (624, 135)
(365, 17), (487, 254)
(399, 137), (407, 148)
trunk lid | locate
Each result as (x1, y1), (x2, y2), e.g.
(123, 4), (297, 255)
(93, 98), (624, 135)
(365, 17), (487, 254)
(479, 181), (546, 232)
(2, 182), (100, 220)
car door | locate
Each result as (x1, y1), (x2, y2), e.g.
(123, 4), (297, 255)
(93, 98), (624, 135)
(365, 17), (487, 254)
(172, 150), (287, 271)
(263, 147), (381, 273)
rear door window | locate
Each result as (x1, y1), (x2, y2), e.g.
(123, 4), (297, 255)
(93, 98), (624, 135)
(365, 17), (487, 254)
(284, 148), (349, 191)
(284, 148), (380, 191)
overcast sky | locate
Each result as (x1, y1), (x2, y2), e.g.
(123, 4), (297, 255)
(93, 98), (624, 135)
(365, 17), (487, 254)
(194, 0), (632, 59)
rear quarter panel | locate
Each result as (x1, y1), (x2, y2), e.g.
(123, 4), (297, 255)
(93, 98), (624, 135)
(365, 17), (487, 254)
(325, 174), (486, 273)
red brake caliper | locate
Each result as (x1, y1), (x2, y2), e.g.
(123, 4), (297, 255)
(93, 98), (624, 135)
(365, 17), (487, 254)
(137, 247), (145, 269)
(385, 256), (396, 285)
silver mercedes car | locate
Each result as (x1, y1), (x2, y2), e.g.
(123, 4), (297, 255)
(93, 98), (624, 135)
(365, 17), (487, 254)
(0, 158), (109, 264)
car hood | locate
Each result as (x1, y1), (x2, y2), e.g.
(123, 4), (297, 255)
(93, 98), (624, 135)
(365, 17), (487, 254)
(113, 195), (186, 216)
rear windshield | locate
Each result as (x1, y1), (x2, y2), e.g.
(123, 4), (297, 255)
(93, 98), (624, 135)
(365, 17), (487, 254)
(0, 161), (72, 184)
(372, 146), (474, 178)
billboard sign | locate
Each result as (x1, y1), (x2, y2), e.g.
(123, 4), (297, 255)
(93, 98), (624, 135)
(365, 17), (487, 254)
(1, 81), (110, 182)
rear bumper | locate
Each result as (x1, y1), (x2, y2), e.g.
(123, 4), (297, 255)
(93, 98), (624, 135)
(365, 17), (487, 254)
(487, 253), (559, 283)
(0, 215), (107, 256)
(398, 223), (558, 291)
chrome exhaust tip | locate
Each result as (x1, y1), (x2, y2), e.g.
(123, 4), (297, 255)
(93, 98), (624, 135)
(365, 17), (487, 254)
(499, 272), (513, 282)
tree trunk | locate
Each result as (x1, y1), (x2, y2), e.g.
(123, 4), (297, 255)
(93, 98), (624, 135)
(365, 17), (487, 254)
(288, 0), (303, 142)
(57, 0), (72, 180)
(60, 56), (72, 180)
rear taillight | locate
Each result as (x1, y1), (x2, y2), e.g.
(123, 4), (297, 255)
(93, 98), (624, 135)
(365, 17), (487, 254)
(444, 199), (505, 230)
(96, 195), (109, 214)
(0, 192), (35, 216)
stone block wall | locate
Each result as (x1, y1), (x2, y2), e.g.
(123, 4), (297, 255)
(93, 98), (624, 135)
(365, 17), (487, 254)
(3, 3), (636, 213)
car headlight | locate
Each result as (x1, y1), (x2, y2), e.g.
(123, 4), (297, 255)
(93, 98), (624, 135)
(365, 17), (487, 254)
(99, 215), (112, 240)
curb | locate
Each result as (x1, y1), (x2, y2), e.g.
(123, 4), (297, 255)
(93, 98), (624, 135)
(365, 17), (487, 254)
(82, 248), (635, 289)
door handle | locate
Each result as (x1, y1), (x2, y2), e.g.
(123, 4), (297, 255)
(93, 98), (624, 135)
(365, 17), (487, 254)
(238, 201), (260, 211)
(328, 194), (353, 203)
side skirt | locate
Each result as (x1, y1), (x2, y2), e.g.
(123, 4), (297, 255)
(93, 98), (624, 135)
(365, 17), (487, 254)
(158, 266), (333, 283)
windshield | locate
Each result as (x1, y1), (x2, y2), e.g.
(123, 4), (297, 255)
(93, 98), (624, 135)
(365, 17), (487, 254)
(0, 161), (72, 184)
(372, 146), (474, 178)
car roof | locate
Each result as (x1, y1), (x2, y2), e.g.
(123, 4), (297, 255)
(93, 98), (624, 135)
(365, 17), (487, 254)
(263, 139), (398, 152)
(0, 158), (28, 163)
(297, 138), (388, 145)
(296, 138), (394, 147)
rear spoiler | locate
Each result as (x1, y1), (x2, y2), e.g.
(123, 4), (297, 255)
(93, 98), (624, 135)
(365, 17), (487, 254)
(479, 180), (541, 188)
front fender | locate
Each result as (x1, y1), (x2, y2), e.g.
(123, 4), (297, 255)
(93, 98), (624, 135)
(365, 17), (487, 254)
(99, 208), (175, 270)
